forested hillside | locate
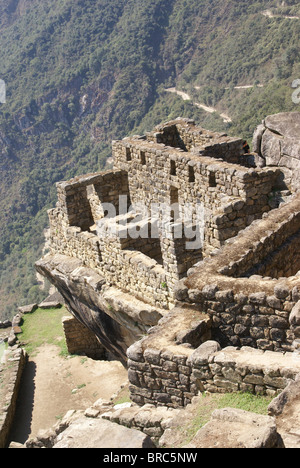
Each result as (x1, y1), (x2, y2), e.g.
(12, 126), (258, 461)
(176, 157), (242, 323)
(0, 0), (300, 319)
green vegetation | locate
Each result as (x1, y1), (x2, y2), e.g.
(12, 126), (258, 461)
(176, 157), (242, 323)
(20, 306), (71, 357)
(112, 384), (131, 406)
(1, 0), (300, 319)
(216, 391), (272, 415)
(177, 391), (273, 447)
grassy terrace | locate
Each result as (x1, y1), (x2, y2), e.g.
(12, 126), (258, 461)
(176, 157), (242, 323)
(19, 306), (71, 357)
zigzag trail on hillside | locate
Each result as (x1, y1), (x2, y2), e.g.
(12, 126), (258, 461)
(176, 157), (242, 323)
(164, 88), (232, 123)
(262, 9), (300, 20)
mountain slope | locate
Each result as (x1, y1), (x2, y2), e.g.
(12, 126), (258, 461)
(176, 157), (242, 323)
(0, 0), (300, 319)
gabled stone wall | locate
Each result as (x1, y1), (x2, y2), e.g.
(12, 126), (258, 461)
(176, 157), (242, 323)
(47, 120), (280, 311)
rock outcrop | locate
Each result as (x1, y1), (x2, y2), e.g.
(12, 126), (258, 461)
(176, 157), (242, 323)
(52, 417), (155, 449)
(184, 408), (282, 449)
(35, 254), (164, 364)
(253, 112), (300, 190)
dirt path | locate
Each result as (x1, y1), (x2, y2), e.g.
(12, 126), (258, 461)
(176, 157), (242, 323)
(8, 344), (128, 444)
(165, 87), (232, 123)
(262, 9), (300, 20)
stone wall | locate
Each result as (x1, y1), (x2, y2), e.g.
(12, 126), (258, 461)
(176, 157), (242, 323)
(36, 254), (166, 364)
(45, 118), (280, 314)
(176, 193), (300, 352)
(102, 404), (181, 445)
(145, 118), (244, 163)
(48, 211), (172, 309)
(127, 316), (300, 409)
(190, 344), (300, 397)
(55, 170), (130, 231)
(253, 112), (300, 191)
(112, 131), (279, 255)
(0, 347), (27, 448)
(62, 316), (107, 360)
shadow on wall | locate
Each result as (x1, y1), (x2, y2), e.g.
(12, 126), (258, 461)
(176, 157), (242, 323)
(8, 361), (36, 445)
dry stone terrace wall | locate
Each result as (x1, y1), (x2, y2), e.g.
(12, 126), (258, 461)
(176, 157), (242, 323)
(47, 118), (281, 311)
(0, 347), (27, 448)
(178, 193), (300, 352)
(145, 119), (243, 163)
(48, 210), (172, 309)
(112, 132), (279, 253)
(62, 316), (107, 360)
(127, 312), (300, 409)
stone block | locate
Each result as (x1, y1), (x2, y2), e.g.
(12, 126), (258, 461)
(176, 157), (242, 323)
(144, 348), (161, 365)
(188, 341), (221, 367)
(127, 342), (145, 363)
(52, 417), (156, 448)
(290, 301), (300, 327)
(184, 407), (280, 448)
(17, 304), (38, 314)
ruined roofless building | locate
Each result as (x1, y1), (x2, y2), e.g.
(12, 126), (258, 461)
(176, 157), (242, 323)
(36, 114), (300, 407)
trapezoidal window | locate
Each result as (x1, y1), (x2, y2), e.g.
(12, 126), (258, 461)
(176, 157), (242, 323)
(189, 165), (195, 183)
(170, 186), (179, 205)
(170, 160), (177, 176)
(209, 171), (217, 187)
(126, 147), (132, 161)
(140, 151), (146, 165)
(170, 186), (180, 221)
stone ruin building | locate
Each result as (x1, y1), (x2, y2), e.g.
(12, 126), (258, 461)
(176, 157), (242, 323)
(36, 112), (300, 410)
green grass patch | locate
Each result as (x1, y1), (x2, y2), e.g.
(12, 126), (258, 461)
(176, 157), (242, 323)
(176, 391), (273, 448)
(112, 384), (131, 406)
(216, 391), (272, 415)
(20, 306), (71, 357)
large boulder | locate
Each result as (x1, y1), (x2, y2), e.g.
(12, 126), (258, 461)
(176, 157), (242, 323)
(183, 407), (282, 449)
(253, 112), (300, 190)
(53, 417), (155, 449)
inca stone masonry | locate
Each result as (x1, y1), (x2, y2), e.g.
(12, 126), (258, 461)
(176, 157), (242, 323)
(36, 112), (300, 408)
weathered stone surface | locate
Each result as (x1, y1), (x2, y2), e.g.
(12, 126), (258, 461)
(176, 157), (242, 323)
(35, 254), (155, 364)
(252, 123), (266, 155)
(254, 112), (300, 189)
(184, 408), (281, 448)
(268, 374), (300, 417)
(188, 341), (221, 367)
(0, 348), (27, 449)
(127, 341), (145, 363)
(175, 317), (211, 347)
(17, 304), (38, 314)
(265, 112), (300, 140)
(53, 417), (155, 448)
(38, 301), (61, 309)
(8, 441), (25, 448)
(290, 301), (300, 327)
(103, 287), (163, 327)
